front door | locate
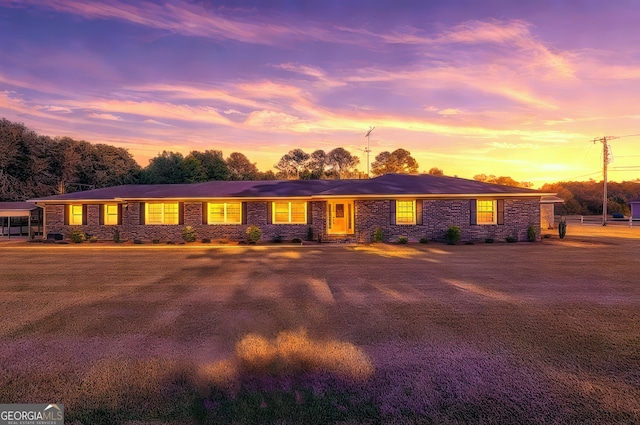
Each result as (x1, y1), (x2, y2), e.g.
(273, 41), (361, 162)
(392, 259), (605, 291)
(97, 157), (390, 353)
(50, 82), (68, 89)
(327, 200), (354, 235)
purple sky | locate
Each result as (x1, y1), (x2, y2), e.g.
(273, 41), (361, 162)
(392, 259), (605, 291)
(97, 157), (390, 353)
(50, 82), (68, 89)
(1, 0), (640, 186)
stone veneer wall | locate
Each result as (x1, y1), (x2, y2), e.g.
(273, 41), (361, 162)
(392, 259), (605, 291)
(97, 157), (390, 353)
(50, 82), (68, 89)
(45, 201), (326, 242)
(354, 198), (541, 243)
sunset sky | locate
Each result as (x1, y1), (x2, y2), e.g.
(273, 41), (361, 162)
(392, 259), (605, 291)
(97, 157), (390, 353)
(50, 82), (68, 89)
(1, 0), (639, 187)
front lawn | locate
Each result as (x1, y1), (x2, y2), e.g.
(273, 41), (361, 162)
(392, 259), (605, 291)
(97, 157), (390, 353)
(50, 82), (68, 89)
(1, 230), (639, 424)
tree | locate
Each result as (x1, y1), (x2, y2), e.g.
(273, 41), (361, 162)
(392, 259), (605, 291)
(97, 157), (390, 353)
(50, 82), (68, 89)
(227, 152), (258, 180)
(326, 147), (360, 179)
(371, 148), (419, 176)
(308, 149), (327, 179)
(143, 151), (186, 184)
(185, 150), (229, 181)
(427, 167), (444, 176)
(474, 174), (533, 188)
(275, 148), (310, 179)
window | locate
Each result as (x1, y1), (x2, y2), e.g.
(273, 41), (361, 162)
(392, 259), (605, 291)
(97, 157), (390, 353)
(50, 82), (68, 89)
(69, 204), (83, 225)
(396, 200), (416, 225)
(146, 202), (179, 224)
(477, 200), (496, 224)
(208, 202), (242, 224)
(104, 204), (119, 225)
(272, 201), (307, 224)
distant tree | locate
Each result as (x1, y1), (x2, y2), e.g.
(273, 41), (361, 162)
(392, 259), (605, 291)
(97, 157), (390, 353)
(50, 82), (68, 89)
(227, 152), (258, 180)
(427, 167), (444, 176)
(275, 148), (310, 179)
(308, 149), (327, 179)
(185, 150), (229, 181)
(473, 174), (533, 188)
(326, 147), (360, 179)
(371, 148), (419, 176)
(143, 151), (186, 184)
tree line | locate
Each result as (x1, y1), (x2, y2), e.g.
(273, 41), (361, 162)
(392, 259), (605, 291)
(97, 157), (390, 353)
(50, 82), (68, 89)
(2, 118), (639, 215)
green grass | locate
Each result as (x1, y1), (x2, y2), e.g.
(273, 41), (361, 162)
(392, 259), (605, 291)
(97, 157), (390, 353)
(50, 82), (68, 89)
(1, 227), (640, 423)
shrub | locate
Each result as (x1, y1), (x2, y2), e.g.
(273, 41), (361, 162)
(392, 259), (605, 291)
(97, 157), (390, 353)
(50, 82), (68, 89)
(419, 237), (429, 244)
(113, 228), (121, 243)
(246, 225), (262, 244)
(272, 235), (283, 243)
(152, 239), (161, 244)
(292, 237), (302, 244)
(69, 229), (85, 243)
(527, 225), (537, 242)
(372, 226), (383, 243)
(397, 236), (408, 244)
(505, 236), (517, 243)
(444, 226), (460, 245)
(307, 227), (314, 241)
(182, 226), (197, 243)
(201, 238), (211, 244)
(558, 219), (567, 239)
(133, 239), (143, 244)
(217, 236), (229, 244)
(88, 236), (98, 243)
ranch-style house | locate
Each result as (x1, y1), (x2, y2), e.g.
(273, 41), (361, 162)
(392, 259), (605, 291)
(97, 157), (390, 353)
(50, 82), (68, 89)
(29, 173), (553, 243)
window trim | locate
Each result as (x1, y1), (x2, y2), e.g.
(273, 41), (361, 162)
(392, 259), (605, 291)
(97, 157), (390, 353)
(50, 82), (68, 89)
(207, 201), (242, 225)
(395, 200), (416, 225)
(69, 204), (84, 225)
(145, 202), (180, 225)
(103, 203), (119, 226)
(271, 201), (307, 224)
(476, 199), (497, 225)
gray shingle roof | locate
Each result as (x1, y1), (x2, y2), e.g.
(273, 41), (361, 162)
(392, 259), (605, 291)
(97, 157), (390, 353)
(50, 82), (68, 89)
(29, 174), (546, 203)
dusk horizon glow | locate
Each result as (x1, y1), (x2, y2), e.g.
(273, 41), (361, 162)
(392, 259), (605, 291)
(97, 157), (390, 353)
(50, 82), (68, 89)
(2, 0), (640, 187)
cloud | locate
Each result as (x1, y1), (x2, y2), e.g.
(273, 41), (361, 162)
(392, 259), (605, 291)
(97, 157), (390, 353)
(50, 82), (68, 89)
(437, 108), (464, 116)
(88, 112), (122, 121)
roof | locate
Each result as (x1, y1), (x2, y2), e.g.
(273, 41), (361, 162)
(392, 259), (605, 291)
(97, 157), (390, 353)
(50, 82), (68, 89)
(0, 202), (40, 217)
(28, 174), (550, 203)
(540, 195), (565, 204)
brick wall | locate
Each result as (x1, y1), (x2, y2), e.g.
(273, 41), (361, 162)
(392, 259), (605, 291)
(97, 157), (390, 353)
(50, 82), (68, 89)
(45, 201), (325, 242)
(44, 198), (540, 243)
(354, 198), (541, 243)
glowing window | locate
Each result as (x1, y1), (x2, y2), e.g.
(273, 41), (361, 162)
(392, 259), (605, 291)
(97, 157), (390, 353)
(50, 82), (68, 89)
(146, 202), (179, 225)
(272, 201), (307, 224)
(208, 202), (242, 224)
(396, 200), (415, 225)
(69, 204), (83, 225)
(477, 200), (496, 225)
(104, 204), (119, 225)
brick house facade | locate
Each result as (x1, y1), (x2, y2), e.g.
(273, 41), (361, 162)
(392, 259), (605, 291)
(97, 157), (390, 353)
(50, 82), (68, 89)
(33, 174), (551, 243)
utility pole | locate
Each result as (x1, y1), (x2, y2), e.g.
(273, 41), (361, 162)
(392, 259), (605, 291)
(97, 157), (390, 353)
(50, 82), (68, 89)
(593, 136), (617, 225)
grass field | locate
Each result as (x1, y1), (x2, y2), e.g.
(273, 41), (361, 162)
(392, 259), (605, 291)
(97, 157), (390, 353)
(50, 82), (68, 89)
(1, 225), (640, 424)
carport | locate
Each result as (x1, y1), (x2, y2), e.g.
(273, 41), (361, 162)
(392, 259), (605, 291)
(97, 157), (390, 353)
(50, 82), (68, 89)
(0, 202), (43, 239)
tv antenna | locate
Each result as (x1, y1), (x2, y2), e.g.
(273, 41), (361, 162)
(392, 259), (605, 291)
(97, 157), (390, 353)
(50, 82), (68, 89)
(364, 126), (374, 177)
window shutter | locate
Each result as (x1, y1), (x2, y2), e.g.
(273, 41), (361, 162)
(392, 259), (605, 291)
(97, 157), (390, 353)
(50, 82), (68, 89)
(117, 204), (123, 225)
(416, 200), (423, 225)
(63, 204), (69, 225)
(139, 202), (146, 225)
(266, 202), (272, 224)
(469, 199), (477, 225)
(242, 202), (248, 225)
(307, 201), (313, 225)
(497, 199), (505, 225)
(390, 200), (396, 225)
(82, 204), (88, 225)
(99, 204), (104, 225)
(178, 202), (185, 225)
(202, 202), (208, 225)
